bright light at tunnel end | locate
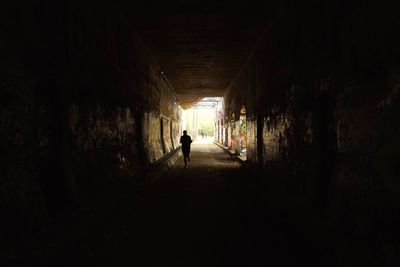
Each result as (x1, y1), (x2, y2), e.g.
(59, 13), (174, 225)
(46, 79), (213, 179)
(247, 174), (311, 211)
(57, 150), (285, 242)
(181, 97), (223, 144)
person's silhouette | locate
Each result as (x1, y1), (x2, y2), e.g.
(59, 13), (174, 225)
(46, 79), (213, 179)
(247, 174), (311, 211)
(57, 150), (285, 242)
(180, 130), (192, 167)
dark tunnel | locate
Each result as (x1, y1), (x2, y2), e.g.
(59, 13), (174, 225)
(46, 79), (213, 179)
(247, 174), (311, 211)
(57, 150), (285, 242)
(1, 0), (400, 266)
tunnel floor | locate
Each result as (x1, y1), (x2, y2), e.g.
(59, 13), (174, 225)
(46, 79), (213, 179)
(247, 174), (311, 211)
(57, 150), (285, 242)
(21, 143), (328, 267)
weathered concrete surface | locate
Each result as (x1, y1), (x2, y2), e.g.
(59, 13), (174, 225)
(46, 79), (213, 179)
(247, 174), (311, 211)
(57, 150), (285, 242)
(8, 144), (333, 267)
(0, 0), (183, 239)
(222, 2), (400, 265)
(132, 2), (275, 108)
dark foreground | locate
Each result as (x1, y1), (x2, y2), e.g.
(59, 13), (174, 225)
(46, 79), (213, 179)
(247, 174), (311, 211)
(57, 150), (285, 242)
(7, 143), (353, 266)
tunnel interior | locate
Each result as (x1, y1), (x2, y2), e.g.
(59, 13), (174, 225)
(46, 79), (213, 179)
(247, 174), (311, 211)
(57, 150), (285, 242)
(1, 0), (400, 266)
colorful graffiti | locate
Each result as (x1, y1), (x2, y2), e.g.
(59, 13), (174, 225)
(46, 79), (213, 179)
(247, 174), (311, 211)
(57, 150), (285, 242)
(239, 105), (247, 156)
(230, 113), (237, 150)
(224, 116), (229, 147)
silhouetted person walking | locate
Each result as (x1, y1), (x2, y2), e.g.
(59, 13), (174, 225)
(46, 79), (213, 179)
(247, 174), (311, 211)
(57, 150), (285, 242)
(180, 130), (192, 167)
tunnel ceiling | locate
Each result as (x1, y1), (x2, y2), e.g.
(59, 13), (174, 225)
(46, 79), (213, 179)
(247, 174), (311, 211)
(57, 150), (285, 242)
(129, 1), (274, 109)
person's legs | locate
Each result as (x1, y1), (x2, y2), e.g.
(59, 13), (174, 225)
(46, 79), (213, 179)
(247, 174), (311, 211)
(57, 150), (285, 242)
(183, 152), (188, 167)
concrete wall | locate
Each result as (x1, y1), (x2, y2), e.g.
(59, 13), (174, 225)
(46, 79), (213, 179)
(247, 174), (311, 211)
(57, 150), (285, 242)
(0, 0), (182, 234)
(224, 1), (400, 263)
(0, 0), (51, 235)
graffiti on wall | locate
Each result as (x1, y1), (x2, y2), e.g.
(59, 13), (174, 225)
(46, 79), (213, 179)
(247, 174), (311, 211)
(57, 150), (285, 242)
(239, 105), (247, 156)
(161, 117), (173, 154)
(230, 114), (237, 150)
(224, 116), (229, 147)
(171, 119), (181, 149)
(143, 111), (164, 163)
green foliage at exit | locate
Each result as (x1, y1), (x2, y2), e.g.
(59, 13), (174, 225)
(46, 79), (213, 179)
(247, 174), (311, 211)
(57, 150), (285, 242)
(198, 123), (214, 136)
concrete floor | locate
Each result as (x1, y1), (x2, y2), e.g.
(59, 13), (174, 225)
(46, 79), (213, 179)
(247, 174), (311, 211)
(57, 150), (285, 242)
(24, 143), (328, 267)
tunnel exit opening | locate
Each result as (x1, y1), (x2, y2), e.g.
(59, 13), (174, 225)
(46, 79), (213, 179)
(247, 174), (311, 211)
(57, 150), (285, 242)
(182, 97), (222, 144)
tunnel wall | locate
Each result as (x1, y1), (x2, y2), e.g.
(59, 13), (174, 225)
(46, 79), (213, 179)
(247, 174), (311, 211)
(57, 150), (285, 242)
(0, 1), (182, 234)
(0, 0), (50, 235)
(224, 1), (400, 262)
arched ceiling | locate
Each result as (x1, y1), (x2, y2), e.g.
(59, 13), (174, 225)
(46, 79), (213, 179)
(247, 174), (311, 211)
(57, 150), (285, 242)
(128, 1), (275, 108)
